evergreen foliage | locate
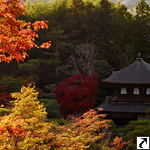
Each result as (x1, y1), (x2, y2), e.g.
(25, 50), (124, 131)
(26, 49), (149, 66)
(0, 77), (22, 93)
(115, 120), (150, 150)
(20, 0), (150, 80)
(39, 98), (62, 119)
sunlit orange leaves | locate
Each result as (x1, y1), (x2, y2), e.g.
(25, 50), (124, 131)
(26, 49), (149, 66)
(32, 21), (48, 31)
(111, 136), (129, 150)
(40, 41), (51, 49)
(0, 0), (51, 63)
(53, 109), (111, 149)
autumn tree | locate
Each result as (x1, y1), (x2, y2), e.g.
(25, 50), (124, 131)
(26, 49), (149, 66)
(0, 0), (51, 63)
(53, 74), (99, 117)
(52, 108), (128, 150)
(0, 85), (54, 149)
(9, 85), (53, 149)
(53, 108), (111, 149)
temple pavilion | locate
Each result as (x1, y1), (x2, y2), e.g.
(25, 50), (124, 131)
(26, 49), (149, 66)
(95, 56), (150, 126)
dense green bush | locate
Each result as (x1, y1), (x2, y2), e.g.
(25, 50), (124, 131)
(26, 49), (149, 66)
(0, 77), (22, 93)
(43, 93), (56, 99)
(115, 120), (150, 150)
(39, 98), (62, 119)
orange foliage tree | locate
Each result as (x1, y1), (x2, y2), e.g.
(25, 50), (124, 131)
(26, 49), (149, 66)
(0, 0), (51, 63)
(51, 108), (129, 150)
(52, 108), (110, 149)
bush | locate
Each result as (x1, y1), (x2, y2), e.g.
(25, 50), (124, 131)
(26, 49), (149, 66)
(116, 120), (150, 150)
(0, 77), (21, 93)
(43, 93), (56, 99)
(18, 76), (34, 86)
(45, 84), (56, 92)
(39, 98), (62, 119)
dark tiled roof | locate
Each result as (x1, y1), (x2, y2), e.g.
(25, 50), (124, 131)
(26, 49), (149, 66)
(102, 58), (150, 84)
(95, 96), (150, 113)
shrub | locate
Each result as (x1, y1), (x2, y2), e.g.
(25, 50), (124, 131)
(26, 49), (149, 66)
(18, 76), (34, 86)
(43, 93), (56, 99)
(116, 120), (150, 150)
(0, 77), (21, 93)
(39, 98), (62, 119)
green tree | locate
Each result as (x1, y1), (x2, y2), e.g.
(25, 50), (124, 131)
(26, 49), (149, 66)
(39, 98), (62, 119)
(136, 0), (150, 19)
(93, 60), (115, 105)
(100, 1), (133, 69)
(19, 59), (40, 85)
(65, 0), (90, 44)
(0, 77), (22, 93)
(127, 0), (150, 62)
(100, 0), (111, 14)
(1, 0), (136, 87)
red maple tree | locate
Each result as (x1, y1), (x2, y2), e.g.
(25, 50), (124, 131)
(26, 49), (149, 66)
(0, 0), (51, 63)
(53, 74), (99, 117)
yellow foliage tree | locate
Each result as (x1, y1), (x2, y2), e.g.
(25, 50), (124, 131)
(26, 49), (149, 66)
(11, 85), (46, 120)
(10, 85), (54, 149)
(0, 85), (54, 150)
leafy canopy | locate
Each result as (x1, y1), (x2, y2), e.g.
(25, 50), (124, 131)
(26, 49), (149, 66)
(53, 74), (99, 117)
(0, 0), (51, 62)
